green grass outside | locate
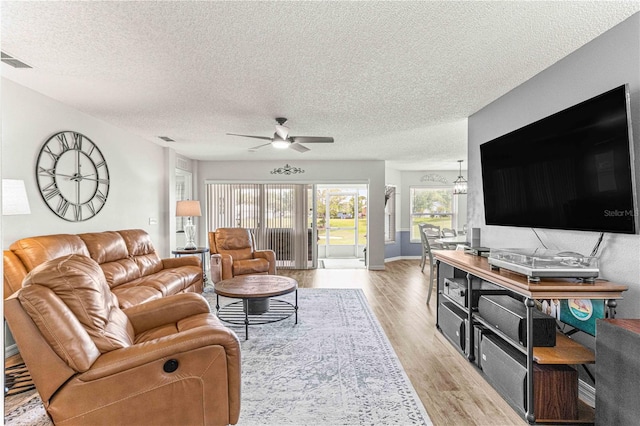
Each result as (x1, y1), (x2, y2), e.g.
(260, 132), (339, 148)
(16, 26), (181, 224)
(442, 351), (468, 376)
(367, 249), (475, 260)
(318, 218), (367, 245)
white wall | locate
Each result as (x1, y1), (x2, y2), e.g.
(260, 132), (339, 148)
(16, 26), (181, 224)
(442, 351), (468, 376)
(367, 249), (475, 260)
(468, 13), (640, 317)
(1, 79), (173, 256)
(197, 160), (386, 269)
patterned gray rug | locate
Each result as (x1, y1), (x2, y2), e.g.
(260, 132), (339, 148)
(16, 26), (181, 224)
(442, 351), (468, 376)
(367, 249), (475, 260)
(5, 288), (432, 426)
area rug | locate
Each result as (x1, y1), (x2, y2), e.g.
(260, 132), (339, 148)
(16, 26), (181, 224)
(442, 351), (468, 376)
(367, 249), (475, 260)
(5, 288), (432, 426)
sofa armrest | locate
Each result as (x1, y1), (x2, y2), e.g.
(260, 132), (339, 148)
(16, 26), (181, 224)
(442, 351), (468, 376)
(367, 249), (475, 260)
(123, 293), (210, 333)
(254, 249), (277, 275)
(211, 253), (234, 281)
(80, 323), (240, 381)
(161, 256), (200, 269)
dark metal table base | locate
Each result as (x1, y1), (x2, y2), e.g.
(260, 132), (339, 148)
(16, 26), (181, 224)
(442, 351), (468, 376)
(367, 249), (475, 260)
(4, 362), (35, 396)
(216, 290), (298, 340)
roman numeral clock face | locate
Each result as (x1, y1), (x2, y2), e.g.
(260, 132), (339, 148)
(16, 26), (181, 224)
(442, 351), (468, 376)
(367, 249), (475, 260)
(36, 131), (110, 222)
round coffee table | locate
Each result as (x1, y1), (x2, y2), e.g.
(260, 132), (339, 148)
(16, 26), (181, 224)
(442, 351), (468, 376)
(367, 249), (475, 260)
(213, 275), (298, 340)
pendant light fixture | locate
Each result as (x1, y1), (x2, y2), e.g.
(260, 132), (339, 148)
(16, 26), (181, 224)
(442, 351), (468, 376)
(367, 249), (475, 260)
(453, 160), (467, 195)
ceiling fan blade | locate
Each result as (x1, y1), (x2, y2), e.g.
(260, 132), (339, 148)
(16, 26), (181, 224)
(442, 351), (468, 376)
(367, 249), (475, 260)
(248, 143), (272, 152)
(227, 133), (273, 141)
(289, 143), (310, 153)
(289, 136), (334, 144)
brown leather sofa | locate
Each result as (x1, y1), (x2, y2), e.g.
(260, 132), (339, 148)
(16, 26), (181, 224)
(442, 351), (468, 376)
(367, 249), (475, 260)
(4, 254), (241, 425)
(4, 229), (203, 308)
(208, 228), (276, 283)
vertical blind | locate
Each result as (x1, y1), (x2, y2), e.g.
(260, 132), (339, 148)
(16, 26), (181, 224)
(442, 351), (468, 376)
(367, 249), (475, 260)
(206, 183), (311, 269)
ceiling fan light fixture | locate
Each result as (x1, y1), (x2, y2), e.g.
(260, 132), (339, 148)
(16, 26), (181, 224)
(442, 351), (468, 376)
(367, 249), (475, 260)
(272, 139), (290, 149)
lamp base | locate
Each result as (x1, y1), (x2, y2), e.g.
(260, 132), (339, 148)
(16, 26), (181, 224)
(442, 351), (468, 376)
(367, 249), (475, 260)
(184, 221), (197, 250)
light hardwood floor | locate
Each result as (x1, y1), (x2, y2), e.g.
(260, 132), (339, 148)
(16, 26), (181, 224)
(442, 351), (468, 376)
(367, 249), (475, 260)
(5, 259), (526, 425)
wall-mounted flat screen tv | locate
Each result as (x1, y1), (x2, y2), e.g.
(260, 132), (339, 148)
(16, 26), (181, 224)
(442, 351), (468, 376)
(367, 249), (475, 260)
(481, 84), (637, 234)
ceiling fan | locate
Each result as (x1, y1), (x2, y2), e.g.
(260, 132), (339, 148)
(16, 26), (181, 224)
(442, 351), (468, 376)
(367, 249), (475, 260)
(227, 117), (334, 153)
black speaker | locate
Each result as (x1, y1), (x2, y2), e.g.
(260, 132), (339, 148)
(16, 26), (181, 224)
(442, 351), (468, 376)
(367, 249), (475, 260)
(480, 334), (578, 420)
(478, 295), (556, 347)
(439, 301), (468, 354)
(480, 334), (527, 412)
(596, 319), (640, 426)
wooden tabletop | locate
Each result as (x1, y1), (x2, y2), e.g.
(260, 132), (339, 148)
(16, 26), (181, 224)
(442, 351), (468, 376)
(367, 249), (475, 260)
(434, 249), (628, 299)
(214, 275), (298, 299)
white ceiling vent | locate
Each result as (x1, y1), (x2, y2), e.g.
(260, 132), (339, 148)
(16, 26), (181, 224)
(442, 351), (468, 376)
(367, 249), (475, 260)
(176, 157), (190, 171)
(1, 52), (32, 68)
(158, 136), (175, 142)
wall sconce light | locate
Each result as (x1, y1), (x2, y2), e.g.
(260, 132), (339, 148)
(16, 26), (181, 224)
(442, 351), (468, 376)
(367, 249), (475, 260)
(2, 179), (31, 215)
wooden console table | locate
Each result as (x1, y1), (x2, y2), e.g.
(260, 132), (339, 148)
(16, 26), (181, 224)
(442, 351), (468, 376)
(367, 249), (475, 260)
(434, 250), (628, 424)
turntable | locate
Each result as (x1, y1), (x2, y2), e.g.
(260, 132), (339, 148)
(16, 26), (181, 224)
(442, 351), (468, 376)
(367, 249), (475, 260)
(488, 248), (599, 283)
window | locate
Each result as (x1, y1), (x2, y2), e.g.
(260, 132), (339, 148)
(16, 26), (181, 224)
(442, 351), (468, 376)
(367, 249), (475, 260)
(410, 187), (454, 242)
(206, 183), (311, 269)
(384, 185), (396, 243)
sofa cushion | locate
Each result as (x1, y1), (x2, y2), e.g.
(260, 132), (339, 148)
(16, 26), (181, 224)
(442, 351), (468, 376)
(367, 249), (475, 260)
(233, 258), (270, 275)
(10, 234), (90, 272)
(112, 285), (163, 310)
(79, 231), (142, 288)
(118, 229), (163, 276)
(21, 254), (134, 354)
(79, 231), (129, 264)
(18, 284), (100, 372)
(214, 228), (255, 261)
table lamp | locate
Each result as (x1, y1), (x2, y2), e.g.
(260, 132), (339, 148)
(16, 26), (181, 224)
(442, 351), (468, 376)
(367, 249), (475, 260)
(176, 200), (201, 250)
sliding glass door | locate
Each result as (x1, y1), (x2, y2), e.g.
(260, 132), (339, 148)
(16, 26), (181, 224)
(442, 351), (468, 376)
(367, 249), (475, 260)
(316, 185), (367, 260)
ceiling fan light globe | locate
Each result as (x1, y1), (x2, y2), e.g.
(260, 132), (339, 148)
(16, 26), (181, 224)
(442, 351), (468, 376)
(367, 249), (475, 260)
(272, 140), (289, 149)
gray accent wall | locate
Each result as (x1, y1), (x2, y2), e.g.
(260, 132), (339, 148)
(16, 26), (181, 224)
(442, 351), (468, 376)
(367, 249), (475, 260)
(468, 13), (640, 317)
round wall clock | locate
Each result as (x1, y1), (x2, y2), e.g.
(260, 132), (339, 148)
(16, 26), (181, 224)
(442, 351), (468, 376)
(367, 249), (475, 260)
(35, 131), (110, 222)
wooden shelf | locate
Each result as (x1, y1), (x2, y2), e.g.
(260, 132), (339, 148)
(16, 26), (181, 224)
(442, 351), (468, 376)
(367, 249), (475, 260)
(434, 250), (628, 300)
(536, 398), (594, 424)
(534, 333), (595, 365)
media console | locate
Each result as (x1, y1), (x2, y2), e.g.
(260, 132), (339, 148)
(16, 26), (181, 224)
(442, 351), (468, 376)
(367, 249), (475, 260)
(434, 250), (628, 425)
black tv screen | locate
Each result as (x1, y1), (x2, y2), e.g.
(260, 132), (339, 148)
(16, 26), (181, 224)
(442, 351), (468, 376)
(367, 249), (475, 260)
(481, 84), (637, 234)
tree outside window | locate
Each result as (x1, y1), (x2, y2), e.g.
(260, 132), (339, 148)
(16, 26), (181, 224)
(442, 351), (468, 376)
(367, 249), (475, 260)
(410, 187), (454, 241)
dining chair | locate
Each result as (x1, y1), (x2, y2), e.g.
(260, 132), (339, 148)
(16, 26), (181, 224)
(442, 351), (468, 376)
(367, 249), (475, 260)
(441, 228), (457, 237)
(418, 223), (445, 305)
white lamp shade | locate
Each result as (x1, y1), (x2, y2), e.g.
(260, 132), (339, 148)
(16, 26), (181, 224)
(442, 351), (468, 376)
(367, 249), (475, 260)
(2, 179), (31, 215)
(176, 200), (201, 217)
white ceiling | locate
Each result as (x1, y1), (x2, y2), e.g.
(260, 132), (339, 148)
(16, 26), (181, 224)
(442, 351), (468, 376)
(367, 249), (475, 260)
(2, 1), (639, 171)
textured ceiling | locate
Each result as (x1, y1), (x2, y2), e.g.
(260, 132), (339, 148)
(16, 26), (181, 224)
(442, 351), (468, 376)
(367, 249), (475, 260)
(2, 1), (639, 170)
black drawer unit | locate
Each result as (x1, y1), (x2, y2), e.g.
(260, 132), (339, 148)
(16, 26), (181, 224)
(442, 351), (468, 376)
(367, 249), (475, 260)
(443, 277), (508, 309)
(478, 295), (556, 347)
(439, 301), (468, 354)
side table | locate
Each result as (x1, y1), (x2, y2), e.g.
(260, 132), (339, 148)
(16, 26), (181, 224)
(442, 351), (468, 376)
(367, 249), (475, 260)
(172, 247), (209, 283)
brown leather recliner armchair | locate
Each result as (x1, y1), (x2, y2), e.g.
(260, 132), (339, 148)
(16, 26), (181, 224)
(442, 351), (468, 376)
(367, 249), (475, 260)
(4, 254), (241, 426)
(208, 228), (276, 283)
